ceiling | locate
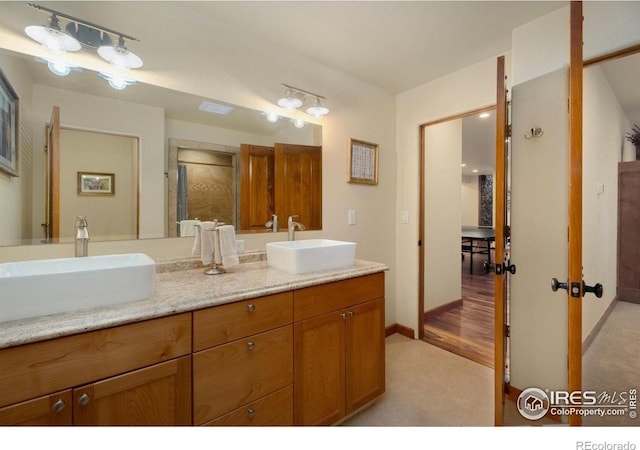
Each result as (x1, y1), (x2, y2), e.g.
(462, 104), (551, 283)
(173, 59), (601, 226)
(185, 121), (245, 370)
(2, 1), (638, 175)
(0, 1), (567, 95)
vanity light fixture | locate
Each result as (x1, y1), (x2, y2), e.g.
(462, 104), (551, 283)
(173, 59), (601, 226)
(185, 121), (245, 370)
(277, 84), (330, 118)
(25, 12), (81, 53)
(25, 3), (143, 89)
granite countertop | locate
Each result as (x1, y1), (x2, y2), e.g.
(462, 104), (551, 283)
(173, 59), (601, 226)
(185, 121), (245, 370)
(0, 254), (388, 350)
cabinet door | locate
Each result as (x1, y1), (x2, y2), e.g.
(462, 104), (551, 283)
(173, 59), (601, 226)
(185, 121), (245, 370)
(73, 356), (191, 426)
(193, 326), (293, 425)
(345, 298), (386, 414)
(0, 390), (72, 426)
(294, 311), (345, 426)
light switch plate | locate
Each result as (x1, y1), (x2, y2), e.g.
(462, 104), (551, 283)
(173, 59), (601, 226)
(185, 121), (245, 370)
(401, 211), (409, 224)
(235, 240), (245, 252)
(348, 210), (356, 225)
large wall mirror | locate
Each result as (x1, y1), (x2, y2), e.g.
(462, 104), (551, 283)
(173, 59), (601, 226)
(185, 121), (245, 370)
(0, 47), (322, 247)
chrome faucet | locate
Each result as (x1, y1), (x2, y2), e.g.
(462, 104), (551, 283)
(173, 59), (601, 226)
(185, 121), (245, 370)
(265, 214), (279, 232)
(287, 215), (305, 241)
(75, 216), (89, 257)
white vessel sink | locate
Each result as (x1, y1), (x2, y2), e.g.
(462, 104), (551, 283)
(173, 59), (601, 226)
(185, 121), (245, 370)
(0, 253), (156, 323)
(266, 239), (357, 274)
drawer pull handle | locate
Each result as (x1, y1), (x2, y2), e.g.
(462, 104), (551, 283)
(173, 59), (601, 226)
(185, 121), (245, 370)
(51, 399), (66, 413)
(247, 303), (256, 312)
(247, 408), (256, 418)
(348, 311), (355, 318)
(78, 393), (90, 406)
(247, 341), (255, 350)
(340, 313), (346, 320)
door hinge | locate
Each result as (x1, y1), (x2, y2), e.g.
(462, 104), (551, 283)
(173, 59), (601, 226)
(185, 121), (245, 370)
(505, 324), (511, 338)
(507, 124), (512, 138)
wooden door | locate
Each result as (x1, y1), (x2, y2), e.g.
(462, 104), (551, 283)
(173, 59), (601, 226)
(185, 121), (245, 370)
(73, 356), (191, 426)
(617, 161), (640, 302)
(345, 298), (385, 414)
(240, 144), (274, 230)
(45, 106), (60, 241)
(275, 143), (322, 230)
(293, 311), (345, 425)
(0, 390), (72, 426)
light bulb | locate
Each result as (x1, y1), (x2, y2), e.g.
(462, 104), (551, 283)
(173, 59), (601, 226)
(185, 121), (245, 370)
(265, 112), (279, 123)
(47, 59), (71, 76)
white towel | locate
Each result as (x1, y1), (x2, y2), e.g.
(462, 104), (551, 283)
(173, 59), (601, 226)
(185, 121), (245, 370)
(217, 224), (239, 268)
(191, 221), (217, 264)
(180, 219), (200, 237)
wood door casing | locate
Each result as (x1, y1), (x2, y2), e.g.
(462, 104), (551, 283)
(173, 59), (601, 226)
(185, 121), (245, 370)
(46, 106), (60, 241)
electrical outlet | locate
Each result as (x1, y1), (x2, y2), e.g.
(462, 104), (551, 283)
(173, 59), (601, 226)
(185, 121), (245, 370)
(348, 210), (356, 225)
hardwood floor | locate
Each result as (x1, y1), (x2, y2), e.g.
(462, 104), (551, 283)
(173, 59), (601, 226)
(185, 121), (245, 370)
(422, 251), (495, 368)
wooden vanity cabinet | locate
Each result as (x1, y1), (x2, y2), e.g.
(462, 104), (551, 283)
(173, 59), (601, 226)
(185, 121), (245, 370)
(293, 273), (385, 426)
(192, 292), (294, 426)
(0, 314), (192, 426)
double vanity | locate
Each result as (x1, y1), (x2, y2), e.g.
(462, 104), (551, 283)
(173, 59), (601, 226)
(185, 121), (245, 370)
(0, 242), (387, 426)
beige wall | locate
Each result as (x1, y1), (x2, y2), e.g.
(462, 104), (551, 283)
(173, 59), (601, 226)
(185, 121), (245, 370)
(0, 52), (33, 246)
(395, 56), (502, 334)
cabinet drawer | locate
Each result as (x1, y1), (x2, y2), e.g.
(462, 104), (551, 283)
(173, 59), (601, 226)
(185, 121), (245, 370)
(193, 325), (293, 425)
(193, 292), (293, 351)
(0, 313), (192, 408)
(0, 390), (72, 426)
(202, 385), (293, 426)
(294, 273), (384, 322)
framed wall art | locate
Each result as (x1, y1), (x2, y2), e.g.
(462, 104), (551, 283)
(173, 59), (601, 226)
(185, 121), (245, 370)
(348, 138), (378, 185)
(0, 68), (19, 177)
(78, 172), (115, 196)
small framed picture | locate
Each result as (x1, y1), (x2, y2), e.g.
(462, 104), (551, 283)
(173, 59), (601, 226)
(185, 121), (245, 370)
(348, 138), (379, 185)
(78, 172), (115, 196)
(0, 68), (19, 177)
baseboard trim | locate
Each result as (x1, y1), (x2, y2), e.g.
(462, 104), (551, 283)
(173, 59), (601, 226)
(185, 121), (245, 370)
(423, 299), (463, 321)
(582, 297), (618, 355)
(617, 286), (640, 304)
(385, 323), (415, 339)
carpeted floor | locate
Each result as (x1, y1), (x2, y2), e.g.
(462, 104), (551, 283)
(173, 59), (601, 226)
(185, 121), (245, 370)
(583, 300), (640, 426)
(343, 300), (639, 427)
(343, 333), (494, 426)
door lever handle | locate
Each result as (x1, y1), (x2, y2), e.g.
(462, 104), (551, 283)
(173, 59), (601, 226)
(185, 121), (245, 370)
(551, 278), (568, 292)
(582, 281), (603, 298)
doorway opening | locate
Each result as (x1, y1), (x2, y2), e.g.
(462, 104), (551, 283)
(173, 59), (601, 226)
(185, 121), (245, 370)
(419, 107), (496, 369)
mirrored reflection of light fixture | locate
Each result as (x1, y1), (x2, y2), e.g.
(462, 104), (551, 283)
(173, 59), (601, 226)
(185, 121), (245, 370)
(98, 71), (136, 90)
(47, 59), (72, 76)
(264, 112), (279, 123)
(293, 119), (305, 128)
(276, 84), (330, 118)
